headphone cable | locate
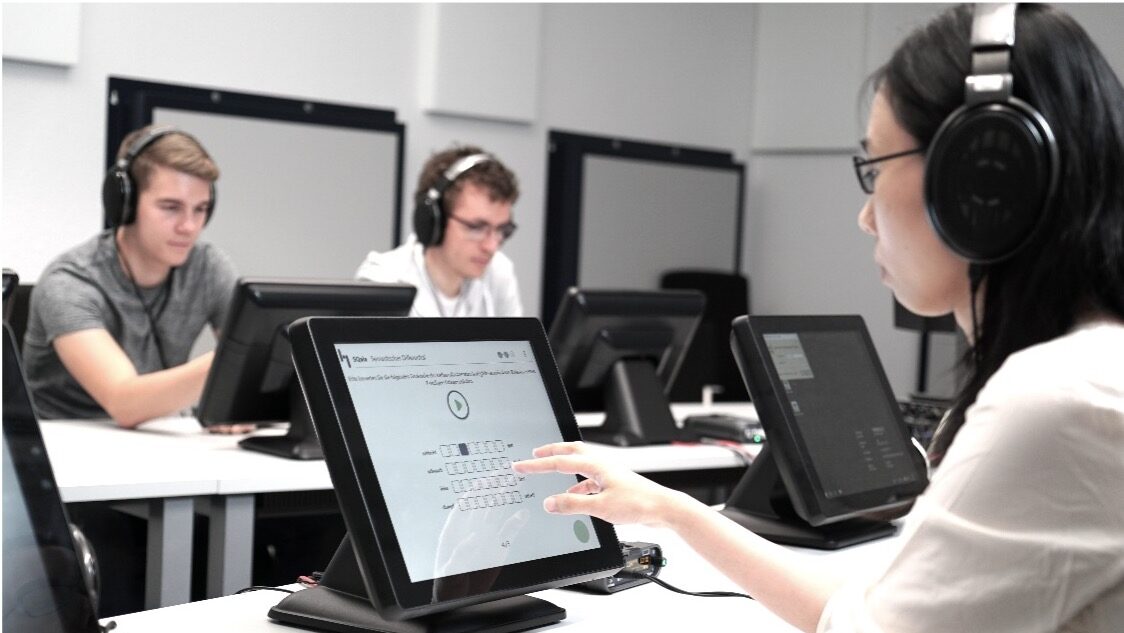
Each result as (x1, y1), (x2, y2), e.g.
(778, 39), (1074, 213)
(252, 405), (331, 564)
(115, 232), (172, 370)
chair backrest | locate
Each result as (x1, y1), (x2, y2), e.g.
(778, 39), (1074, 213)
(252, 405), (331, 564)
(660, 269), (750, 402)
(3, 284), (34, 351)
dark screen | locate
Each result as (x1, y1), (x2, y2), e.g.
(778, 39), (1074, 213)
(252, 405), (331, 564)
(762, 330), (919, 499)
(3, 326), (99, 632)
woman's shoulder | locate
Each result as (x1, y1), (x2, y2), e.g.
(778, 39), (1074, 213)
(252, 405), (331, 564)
(985, 319), (1124, 400)
(969, 319), (1124, 450)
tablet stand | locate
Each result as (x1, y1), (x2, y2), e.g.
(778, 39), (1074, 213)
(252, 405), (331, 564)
(578, 358), (681, 446)
(268, 535), (566, 633)
(238, 382), (323, 460)
(720, 445), (897, 550)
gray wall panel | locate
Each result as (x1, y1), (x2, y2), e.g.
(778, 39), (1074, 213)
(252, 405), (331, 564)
(154, 108), (399, 279)
(578, 156), (741, 290)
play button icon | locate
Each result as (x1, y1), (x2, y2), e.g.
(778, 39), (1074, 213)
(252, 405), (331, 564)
(447, 391), (470, 419)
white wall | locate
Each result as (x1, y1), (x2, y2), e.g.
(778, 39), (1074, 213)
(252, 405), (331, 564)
(1, 2), (758, 327)
(5, 3), (1124, 398)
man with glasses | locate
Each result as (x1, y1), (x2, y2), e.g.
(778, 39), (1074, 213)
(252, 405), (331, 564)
(356, 145), (523, 317)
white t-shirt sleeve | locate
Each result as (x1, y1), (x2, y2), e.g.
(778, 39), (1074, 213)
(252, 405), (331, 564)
(356, 250), (403, 284)
(819, 334), (1124, 632)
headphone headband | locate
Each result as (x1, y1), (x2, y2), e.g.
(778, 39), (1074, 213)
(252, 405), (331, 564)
(426, 153), (493, 202)
(965, 3), (1017, 105)
(120, 126), (180, 167)
(414, 152), (493, 247)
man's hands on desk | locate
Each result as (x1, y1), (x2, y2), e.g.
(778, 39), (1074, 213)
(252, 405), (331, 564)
(204, 423), (257, 434)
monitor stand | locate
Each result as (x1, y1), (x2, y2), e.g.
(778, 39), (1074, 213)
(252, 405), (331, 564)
(239, 382), (324, 460)
(579, 358), (681, 446)
(268, 535), (566, 633)
(719, 445), (897, 550)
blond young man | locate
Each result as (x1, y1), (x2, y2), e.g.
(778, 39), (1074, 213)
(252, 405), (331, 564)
(24, 125), (244, 430)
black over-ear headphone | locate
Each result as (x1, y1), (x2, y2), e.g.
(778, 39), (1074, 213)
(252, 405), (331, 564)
(102, 126), (217, 228)
(924, 3), (1058, 263)
(413, 153), (492, 247)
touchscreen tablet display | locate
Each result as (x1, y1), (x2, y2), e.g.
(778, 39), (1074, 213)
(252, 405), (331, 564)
(333, 338), (601, 583)
(761, 329), (921, 499)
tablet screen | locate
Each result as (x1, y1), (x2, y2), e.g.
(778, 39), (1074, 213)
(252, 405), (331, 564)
(761, 330), (920, 499)
(333, 339), (601, 583)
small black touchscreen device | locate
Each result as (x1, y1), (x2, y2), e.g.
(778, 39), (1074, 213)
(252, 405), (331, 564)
(3, 323), (102, 632)
(548, 288), (705, 446)
(722, 315), (928, 549)
(269, 317), (622, 632)
(197, 277), (415, 459)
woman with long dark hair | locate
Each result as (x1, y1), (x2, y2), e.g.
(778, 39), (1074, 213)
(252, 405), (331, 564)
(515, 5), (1124, 631)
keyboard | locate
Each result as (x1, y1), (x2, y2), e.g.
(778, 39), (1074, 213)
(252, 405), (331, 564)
(898, 397), (950, 448)
(681, 414), (765, 444)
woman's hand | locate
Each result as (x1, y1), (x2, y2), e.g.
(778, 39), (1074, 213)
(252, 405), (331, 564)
(512, 441), (699, 528)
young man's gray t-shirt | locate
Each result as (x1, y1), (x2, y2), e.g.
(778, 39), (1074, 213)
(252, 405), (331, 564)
(23, 231), (237, 419)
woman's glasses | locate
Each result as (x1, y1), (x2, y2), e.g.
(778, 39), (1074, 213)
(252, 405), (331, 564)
(852, 147), (925, 194)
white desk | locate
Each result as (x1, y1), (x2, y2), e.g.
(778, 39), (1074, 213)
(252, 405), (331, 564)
(43, 403), (761, 610)
(103, 522), (900, 633)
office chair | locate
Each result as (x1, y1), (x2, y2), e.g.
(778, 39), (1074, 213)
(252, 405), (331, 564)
(660, 269), (750, 402)
(4, 284), (34, 351)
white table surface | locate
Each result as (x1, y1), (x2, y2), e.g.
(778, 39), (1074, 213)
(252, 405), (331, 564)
(43, 402), (760, 501)
(41, 402), (761, 609)
(104, 521), (900, 633)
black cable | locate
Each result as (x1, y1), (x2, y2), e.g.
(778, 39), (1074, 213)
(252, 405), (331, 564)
(234, 586), (295, 595)
(115, 232), (173, 369)
(623, 572), (755, 601)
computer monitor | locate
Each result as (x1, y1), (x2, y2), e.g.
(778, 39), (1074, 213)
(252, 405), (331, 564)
(722, 315), (929, 549)
(548, 288), (705, 446)
(3, 323), (102, 632)
(268, 316), (623, 632)
(196, 278), (416, 459)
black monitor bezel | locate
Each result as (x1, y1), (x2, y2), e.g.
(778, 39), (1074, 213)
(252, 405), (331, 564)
(732, 315), (929, 525)
(548, 287), (705, 412)
(288, 316), (622, 620)
(3, 324), (101, 633)
(196, 277), (416, 426)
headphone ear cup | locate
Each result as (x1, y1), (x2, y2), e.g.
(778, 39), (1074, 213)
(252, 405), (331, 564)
(924, 100), (1057, 263)
(101, 166), (133, 228)
(413, 196), (444, 246)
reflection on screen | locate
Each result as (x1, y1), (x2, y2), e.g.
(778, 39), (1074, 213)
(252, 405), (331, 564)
(763, 332), (919, 499)
(335, 340), (599, 583)
(2, 437), (91, 632)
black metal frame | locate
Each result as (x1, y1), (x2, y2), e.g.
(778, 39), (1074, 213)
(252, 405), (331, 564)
(541, 130), (746, 325)
(104, 76), (407, 242)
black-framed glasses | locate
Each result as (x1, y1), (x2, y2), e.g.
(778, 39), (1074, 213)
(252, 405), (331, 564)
(852, 148), (926, 194)
(448, 214), (518, 244)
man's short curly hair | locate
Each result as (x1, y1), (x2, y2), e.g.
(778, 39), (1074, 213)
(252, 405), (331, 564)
(414, 145), (519, 214)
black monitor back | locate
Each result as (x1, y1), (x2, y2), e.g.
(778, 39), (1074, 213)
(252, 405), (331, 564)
(3, 323), (102, 632)
(197, 278), (416, 425)
(548, 288), (704, 445)
(661, 269), (750, 402)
